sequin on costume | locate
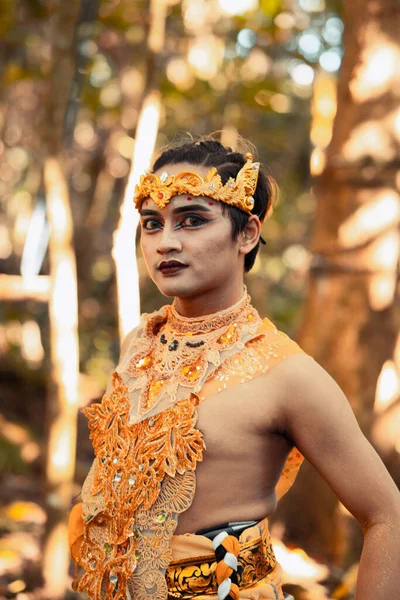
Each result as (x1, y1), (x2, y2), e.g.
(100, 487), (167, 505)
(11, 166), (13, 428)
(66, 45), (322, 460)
(75, 378), (204, 600)
(117, 292), (261, 422)
(68, 290), (305, 599)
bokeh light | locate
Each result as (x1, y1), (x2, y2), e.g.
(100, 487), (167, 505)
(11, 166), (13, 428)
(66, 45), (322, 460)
(319, 49), (342, 72)
(322, 17), (343, 45)
(166, 58), (195, 90)
(240, 49), (272, 81)
(183, 0), (213, 31)
(72, 172), (92, 192)
(108, 156), (130, 178)
(117, 135), (135, 159)
(20, 320), (44, 366)
(217, 0), (259, 16)
(0, 219), (12, 259)
(187, 35), (225, 81)
(90, 54), (112, 87)
(289, 61), (315, 86)
(274, 12), (296, 29)
(237, 28), (257, 49)
(270, 93), (292, 113)
(100, 82), (122, 108)
(7, 147), (29, 171)
(74, 122), (96, 149)
(298, 31), (322, 60)
(299, 0), (326, 12)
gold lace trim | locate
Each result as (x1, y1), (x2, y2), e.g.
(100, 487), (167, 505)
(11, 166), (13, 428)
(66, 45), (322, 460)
(117, 291), (261, 421)
(75, 373), (205, 599)
(205, 329), (290, 389)
(128, 470), (197, 600)
(168, 291), (252, 335)
(76, 307), (306, 600)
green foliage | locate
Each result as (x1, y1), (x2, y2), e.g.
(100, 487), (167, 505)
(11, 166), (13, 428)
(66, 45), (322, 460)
(0, 0), (15, 37)
(26, 0), (50, 18)
(0, 434), (29, 475)
(260, 0), (282, 18)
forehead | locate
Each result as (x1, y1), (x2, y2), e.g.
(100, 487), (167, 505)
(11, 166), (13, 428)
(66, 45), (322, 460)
(142, 161), (219, 212)
(153, 161), (210, 179)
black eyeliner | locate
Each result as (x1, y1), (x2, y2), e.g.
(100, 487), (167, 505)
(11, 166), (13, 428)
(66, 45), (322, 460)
(141, 213), (209, 231)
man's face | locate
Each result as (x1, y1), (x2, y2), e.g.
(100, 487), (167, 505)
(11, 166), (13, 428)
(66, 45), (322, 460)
(139, 162), (244, 299)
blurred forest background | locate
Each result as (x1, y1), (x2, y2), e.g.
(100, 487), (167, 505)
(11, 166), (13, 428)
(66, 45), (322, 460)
(1, 0), (399, 598)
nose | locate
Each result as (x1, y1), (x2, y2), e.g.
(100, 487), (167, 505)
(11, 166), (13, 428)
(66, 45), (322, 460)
(156, 224), (182, 255)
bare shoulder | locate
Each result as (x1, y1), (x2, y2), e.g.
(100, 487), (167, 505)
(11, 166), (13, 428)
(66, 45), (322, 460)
(271, 351), (329, 381)
(267, 352), (346, 412)
(255, 351), (331, 398)
(253, 351), (353, 437)
(244, 352), (323, 433)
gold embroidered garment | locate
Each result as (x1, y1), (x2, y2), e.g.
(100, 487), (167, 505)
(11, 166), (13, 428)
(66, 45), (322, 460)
(168, 518), (285, 599)
(69, 292), (305, 599)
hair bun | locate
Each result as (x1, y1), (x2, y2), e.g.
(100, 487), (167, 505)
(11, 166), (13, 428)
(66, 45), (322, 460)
(225, 151), (246, 166)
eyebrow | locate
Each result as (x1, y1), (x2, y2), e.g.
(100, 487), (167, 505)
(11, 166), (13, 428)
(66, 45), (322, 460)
(140, 203), (214, 217)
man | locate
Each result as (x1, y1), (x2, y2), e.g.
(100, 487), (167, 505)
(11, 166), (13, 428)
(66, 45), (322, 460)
(68, 139), (400, 600)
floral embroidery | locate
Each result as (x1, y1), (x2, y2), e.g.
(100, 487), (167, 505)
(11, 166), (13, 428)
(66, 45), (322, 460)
(128, 471), (197, 599)
(74, 292), (306, 600)
(75, 374), (205, 599)
(117, 291), (262, 420)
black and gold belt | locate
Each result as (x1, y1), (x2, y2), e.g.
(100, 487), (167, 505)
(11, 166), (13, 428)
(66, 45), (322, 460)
(166, 526), (277, 599)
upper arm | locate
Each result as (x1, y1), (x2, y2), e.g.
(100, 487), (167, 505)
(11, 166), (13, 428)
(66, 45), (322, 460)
(281, 354), (400, 529)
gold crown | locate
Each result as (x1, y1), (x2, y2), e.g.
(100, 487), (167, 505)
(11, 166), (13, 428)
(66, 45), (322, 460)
(134, 152), (260, 215)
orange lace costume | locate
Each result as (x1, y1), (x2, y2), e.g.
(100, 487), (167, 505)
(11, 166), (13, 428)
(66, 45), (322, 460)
(68, 291), (305, 599)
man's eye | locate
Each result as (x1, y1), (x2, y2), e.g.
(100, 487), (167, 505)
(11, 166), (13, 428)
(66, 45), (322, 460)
(180, 216), (206, 227)
(142, 219), (162, 230)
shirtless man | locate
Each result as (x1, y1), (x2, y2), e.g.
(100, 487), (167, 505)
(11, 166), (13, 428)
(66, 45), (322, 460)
(68, 139), (400, 600)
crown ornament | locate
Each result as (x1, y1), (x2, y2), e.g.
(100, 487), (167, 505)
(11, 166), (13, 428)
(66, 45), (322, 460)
(133, 152), (260, 216)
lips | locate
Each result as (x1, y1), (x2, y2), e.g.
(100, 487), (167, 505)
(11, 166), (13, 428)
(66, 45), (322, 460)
(158, 261), (188, 275)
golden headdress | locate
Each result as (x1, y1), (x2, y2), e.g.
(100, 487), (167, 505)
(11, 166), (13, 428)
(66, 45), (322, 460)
(133, 152), (260, 215)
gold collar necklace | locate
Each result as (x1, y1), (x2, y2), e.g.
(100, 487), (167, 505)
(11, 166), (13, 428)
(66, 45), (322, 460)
(160, 289), (257, 350)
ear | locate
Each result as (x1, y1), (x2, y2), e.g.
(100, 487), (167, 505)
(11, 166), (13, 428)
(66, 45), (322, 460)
(238, 216), (262, 256)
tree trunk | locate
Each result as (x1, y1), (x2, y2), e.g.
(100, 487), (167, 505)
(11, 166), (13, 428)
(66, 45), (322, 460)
(42, 157), (80, 597)
(40, 1), (81, 597)
(278, 0), (400, 566)
(113, 0), (167, 340)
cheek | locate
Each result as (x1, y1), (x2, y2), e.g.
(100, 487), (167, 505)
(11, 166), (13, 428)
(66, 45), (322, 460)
(187, 228), (235, 263)
(140, 235), (156, 263)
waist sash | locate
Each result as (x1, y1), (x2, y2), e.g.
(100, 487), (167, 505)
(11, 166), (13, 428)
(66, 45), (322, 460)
(166, 519), (282, 599)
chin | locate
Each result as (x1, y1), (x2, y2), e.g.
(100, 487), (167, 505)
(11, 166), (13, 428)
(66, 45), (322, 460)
(153, 273), (202, 299)
(157, 283), (196, 299)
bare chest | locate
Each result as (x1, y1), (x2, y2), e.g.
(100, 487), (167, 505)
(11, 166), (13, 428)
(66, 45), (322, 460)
(197, 372), (289, 456)
(176, 374), (293, 532)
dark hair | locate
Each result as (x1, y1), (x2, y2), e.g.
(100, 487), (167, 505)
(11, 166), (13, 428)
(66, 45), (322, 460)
(151, 138), (276, 272)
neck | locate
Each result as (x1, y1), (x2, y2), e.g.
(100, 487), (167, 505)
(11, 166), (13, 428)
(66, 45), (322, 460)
(173, 282), (246, 318)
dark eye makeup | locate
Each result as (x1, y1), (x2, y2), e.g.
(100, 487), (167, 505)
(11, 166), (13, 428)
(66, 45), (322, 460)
(141, 214), (208, 231)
